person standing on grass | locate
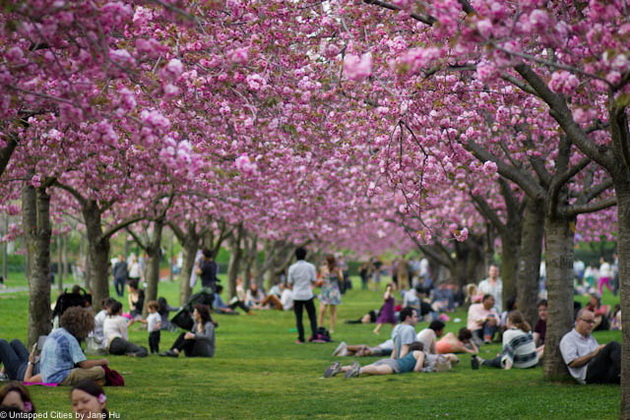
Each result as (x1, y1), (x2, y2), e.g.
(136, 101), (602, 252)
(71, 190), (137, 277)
(477, 264), (503, 313)
(317, 254), (344, 334)
(560, 309), (621, 384)
(287, 247), (318, 344)
(112, 255), (128, 298)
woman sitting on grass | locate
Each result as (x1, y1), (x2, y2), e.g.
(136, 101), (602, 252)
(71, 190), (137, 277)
(476, 311), (539, 370)
(103, 301), (148, 357)
(436, 328), (479, 354)
(323, 342), (425, 378)
(161, 304), (216, 358)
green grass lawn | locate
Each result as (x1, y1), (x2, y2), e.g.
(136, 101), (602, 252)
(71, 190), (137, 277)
(0, 275), (621, 419)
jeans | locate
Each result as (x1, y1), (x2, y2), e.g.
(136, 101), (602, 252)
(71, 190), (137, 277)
(293, 298), (317, 342)
(114, 276), (126, 297)
(586, 341), (621, 384)
(0, 339), (29, 380)
(109, 337), (148, 357)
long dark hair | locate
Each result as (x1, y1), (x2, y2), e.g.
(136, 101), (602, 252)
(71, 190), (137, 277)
(71, 380), (107, 416)
(0, 382), (35, 413)
(194, 304), (218, 327)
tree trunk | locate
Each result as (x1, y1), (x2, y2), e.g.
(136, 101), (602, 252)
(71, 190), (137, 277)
(82, 200), (110, 312)
(614, 179), (630, 418)
(171, 223), (200, 306)
(23, 183), (53, 347)
(144, 219), (164, 316)
(227, 225), (244, 298)
(500, 234), (518, 310)
(542, 212), (576, 380)
(517, 201), (545, 326)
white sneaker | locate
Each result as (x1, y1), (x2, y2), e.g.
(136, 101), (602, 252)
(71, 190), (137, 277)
(332, 341), (347, 357)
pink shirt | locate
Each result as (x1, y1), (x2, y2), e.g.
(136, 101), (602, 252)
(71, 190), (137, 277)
(467, 303), (499, 331)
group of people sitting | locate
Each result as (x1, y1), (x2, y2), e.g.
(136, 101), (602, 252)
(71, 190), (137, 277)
(0, 296), (217, 388)
(1, 379), (110, 419)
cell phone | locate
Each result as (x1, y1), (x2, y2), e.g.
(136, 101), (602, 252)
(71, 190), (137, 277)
(36, 335), (47, 352)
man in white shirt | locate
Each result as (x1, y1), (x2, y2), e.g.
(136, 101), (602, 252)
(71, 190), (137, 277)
(467, 294), (500, 344)
(478, 264), (503, 313)
(560, 309), (621, 384)
(287, 247), (318, 343)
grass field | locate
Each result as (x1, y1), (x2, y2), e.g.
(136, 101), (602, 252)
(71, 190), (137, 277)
(0, 273), (621, 419)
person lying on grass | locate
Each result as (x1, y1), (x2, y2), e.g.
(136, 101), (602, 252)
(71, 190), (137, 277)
(323, 342), (425, 378)
(435, 328), (479, 354)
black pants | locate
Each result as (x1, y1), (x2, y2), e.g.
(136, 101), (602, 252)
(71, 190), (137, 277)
(229, 300), (250, 313)
(586, 341), (621, 384)
(109, 337), (148, 357)
(293, 298), (317, 342)
(171, 333), (196, 357)
(149, 331), (161, 354)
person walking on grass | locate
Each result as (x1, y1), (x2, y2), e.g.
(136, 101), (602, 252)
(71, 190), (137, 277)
(373, 283), (397, 335)
(287, 247), (318, 344)
(323, 342), (425, 378)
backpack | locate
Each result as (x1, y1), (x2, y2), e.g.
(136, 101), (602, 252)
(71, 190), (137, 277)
(51, 288), (90, 319)
(314, 327), (333, 343)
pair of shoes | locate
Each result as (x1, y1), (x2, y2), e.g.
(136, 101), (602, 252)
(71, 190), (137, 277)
(471, 355), (479, 370)
(344, 361), (361, 378)
(323, 362), (342, 378)
(332, 341), (347, 357)
(159, 350), (179, 357)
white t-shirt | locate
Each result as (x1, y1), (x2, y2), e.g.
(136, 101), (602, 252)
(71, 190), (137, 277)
(287, 260), (317, 301)
(103, 315), (129, 345)
(147, 312), (161, 332)
(281, 288), (294, 311)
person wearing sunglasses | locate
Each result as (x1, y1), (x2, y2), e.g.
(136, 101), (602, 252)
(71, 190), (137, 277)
(559, 309), (620, 384)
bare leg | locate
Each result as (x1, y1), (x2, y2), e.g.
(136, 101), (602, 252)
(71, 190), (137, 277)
(443, 354), (459, 364)
(318, 302), (327, 327)
(360, 364), (394, 376)
(330, 305), (337, 333)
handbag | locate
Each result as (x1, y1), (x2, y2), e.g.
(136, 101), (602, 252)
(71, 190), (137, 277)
(103, 365), (124, 386)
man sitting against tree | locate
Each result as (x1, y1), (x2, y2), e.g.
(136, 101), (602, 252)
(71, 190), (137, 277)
(559, 308), (621, 384)
(467, 294), (499, 344)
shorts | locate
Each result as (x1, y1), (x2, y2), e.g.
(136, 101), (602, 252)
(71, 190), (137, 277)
(373, 358), (401, 373)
